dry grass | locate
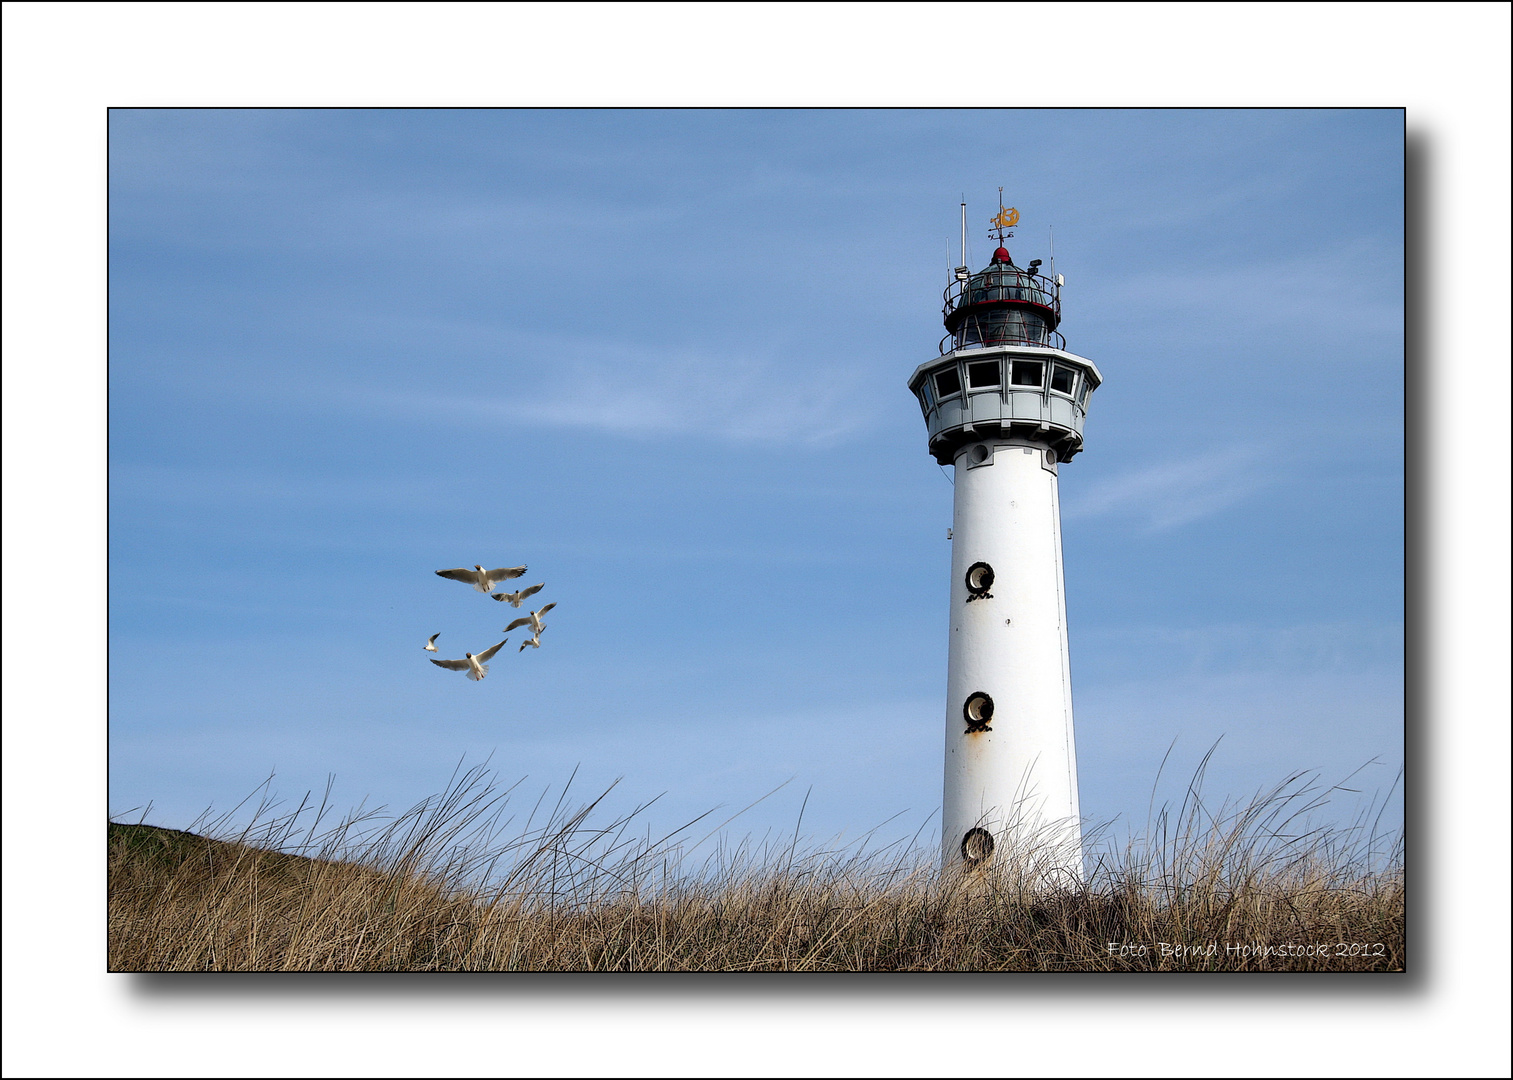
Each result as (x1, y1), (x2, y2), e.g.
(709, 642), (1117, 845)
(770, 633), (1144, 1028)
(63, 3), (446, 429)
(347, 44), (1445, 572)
(109, 760), (1404, 972)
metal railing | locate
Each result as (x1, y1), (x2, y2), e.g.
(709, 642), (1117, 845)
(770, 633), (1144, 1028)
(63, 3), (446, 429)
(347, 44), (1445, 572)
(942, 269), (1061, 325)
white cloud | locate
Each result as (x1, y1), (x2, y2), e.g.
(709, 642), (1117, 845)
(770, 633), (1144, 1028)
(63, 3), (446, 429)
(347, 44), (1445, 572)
(349, 345), (878, 447)
(1064, 443), (1272, 531)
(1079, 620), (1404, 678)
(1092, 239), (1401, 349)
(111, 463), (450, 512)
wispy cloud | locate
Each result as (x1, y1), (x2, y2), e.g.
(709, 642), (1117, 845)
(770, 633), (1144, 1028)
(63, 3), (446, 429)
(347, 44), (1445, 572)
(1092, 239), (1401, 351)
(348, 346), (878, 447)
(111, 463), (451, 513)
(1065, 444), (1272, 531)
(1080, 620), (1404, 678)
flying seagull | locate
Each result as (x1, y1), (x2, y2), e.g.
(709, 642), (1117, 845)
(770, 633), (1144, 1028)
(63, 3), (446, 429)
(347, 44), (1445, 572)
(435, 565), (527, 593)
(491, 582), (545, 607)
(504, 603), (556, 636)
(518, 631), (542, 652)
(429, 639), (510, 681)
(423, 633), (441, 652)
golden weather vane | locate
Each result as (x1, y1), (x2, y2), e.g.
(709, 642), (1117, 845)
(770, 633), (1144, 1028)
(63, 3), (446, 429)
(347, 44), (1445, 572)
(989, 186), (1019, 245)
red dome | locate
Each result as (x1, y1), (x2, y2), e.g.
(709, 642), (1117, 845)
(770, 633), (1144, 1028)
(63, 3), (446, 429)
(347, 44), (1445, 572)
(992, 246), (1011, 263)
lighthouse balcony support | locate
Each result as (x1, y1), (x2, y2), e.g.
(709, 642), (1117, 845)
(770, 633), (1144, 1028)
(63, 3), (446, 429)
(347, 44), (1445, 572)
(908, 346), (1103, 467)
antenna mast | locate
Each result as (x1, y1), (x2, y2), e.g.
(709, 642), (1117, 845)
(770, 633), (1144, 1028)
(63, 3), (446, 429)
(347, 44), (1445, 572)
(959, 196), (967, 271)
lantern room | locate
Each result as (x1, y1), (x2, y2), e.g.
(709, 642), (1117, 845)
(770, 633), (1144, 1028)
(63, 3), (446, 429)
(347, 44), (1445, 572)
(943, 245), (1063, 352)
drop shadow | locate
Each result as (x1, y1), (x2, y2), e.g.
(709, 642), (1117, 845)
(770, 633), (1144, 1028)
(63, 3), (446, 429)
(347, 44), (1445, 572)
(124, 965), (1412, 1003)
(1400, 123), (1428, 996)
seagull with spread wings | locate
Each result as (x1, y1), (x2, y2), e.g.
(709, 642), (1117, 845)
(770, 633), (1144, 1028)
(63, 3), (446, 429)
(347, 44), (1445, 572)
(491, 582), (545, 607)
(435, 564), (527, 593)
(518, 631), (542, 652)
(423, 633), (441, 652)
(504, 602), (555, 637)
(428, 639), (510, 681)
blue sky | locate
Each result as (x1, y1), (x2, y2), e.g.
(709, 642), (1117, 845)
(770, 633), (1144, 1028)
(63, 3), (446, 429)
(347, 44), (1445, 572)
(106, 108), (1405, 852)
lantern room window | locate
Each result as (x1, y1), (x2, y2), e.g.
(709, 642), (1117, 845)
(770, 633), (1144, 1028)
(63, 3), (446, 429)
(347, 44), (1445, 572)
(934, 366), (962, 399)
(1051, 364), (1076, 396)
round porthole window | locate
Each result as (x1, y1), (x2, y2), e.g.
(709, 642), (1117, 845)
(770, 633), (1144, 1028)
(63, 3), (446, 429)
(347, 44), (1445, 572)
(961, 827), (995, 867)
(963, 692), (994, 732)
(969, 443), (991, 465)
(965, 561), (994, 598)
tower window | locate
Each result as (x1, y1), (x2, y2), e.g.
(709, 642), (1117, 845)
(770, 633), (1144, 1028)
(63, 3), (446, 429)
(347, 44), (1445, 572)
(961, 827), (995, 867)
(963, 691), (994, 733)
(1077, 379), (1091, 406)
(1051, 364), (1076, 396)
(966, 361), (1001, 388)
(933, 367), (962, 399)
(1010, 360), (1044, 387)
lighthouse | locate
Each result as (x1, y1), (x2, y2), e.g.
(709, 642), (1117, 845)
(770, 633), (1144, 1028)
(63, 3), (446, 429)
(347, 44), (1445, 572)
(908, 198), (1102, 882)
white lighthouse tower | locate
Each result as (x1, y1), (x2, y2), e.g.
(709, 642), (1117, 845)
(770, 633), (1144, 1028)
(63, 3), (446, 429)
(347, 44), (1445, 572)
(908, 198), (1102, 882)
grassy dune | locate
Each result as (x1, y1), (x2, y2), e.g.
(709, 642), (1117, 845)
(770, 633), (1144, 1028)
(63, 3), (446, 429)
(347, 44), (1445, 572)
(109, 764), (1404, 972)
